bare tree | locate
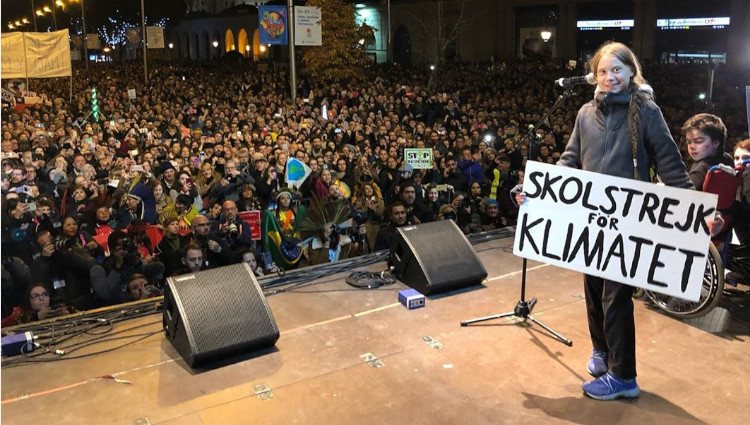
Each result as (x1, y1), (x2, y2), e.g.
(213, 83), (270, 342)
(183, 0), (202, 14)
(407, 0), (483, 90)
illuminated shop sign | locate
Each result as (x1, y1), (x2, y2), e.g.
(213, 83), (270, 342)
(577, 19), (634, 30)
(656, 17), (730, 29)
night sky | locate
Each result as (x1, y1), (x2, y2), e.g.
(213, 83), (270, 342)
(1, 0), (186, 32)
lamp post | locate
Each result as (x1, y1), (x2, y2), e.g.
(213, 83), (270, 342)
(31, 0), (38, 31)
(80, 0), (88, 70)
(43, 6), (56, 30)
(387, 0), (392, 64)
(288, 0), (297, 101)
(140, 0), (147, 82)
(212, 40), (219, 59)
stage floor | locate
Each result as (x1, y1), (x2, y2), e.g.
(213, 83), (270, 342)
(2, 236), (749, 425)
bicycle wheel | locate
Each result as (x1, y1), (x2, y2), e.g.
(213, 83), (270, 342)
(645, 243), (724, 319)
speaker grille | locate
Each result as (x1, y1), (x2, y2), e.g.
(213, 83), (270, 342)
(401, 222), (474, 284)
(170, 263), (277, 356)
(393, 220), (487, 294)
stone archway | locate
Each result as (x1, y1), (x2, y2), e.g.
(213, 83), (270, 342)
(225, 29), (235, 52)
(252, 29), (261, 61)
(238, 29), (250, 58)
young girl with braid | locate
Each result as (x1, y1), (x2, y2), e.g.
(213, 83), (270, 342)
(556, 42), (696, 400)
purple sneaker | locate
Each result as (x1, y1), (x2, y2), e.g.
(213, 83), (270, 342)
(586, 348), (608, 377)
(582, 372), (640, 400)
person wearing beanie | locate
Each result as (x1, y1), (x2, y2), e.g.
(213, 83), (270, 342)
(158, 161), (179, 197)
(117, 183), (157, 226)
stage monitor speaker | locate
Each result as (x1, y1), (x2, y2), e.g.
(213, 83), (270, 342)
(163, 263), (279, 367)
(389, 220), (487, 295)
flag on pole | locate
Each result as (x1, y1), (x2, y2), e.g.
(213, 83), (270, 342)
(262, 208), (306, 270)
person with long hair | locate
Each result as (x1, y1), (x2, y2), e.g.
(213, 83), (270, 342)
(351, 181), (385, 252)
(554, 42), (698, 400)
(1, 283), (72, 327)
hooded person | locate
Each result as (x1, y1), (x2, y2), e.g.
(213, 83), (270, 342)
(118, 183), (157, 226)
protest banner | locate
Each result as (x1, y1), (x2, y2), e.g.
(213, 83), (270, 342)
(1, 30), (71, 79)
(513, 161), (717, 302)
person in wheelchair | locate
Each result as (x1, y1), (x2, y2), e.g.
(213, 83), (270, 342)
(681, 113), (733, 191)
(683, 115), (750, 288)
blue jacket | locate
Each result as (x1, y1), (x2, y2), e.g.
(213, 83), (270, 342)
(458, 159), (485, 186)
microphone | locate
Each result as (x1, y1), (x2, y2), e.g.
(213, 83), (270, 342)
(554, 73), (596, 88)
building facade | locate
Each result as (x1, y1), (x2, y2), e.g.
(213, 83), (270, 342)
(165, 0), (750, 71)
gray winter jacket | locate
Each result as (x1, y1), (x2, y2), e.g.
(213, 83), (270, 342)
(558, 85), (692, 189)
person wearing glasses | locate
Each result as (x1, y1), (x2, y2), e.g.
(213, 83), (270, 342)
(2, 283), (71, 326)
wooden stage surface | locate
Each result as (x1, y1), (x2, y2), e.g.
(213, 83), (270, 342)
(2, 236), (749, 425)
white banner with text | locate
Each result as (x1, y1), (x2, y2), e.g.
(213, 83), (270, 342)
(1, 30), (71, 78)
(513, 161), (717, 301)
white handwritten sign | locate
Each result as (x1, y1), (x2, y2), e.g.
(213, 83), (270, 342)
(514, 161), (717, 302)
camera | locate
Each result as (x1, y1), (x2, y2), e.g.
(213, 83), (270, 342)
(351, 210), (368, 224)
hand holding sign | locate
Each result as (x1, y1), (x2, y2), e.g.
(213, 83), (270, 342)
(514, 162), (717, 302)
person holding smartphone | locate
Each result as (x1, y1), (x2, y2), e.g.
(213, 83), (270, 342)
(1, 283), (72, 326)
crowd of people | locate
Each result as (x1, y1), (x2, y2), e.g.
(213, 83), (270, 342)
(1, 56), (748, 326)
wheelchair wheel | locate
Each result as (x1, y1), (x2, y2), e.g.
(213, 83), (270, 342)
(645, 243), (724, 319)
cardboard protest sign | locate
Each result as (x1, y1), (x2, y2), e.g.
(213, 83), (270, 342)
(239, 211), (262, 241)
(404, 148), (433, 169)
(514, 161), (717, 302)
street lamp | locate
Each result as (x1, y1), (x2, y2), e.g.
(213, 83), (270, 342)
(168, 43), (174, 49)
(540, 30), (552, 43)
(212, 41), (219, 48)
(245, 44), (250, 57)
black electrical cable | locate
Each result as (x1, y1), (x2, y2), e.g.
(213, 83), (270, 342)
(2, 332), (162, 366)
(345, 270), (398, 290)
(2, 226), (516, 367)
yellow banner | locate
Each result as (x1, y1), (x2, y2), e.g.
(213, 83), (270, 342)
(1, 29), (71, 79)
(1, 32), (27, 79)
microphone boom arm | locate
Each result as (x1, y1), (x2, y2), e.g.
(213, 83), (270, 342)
(511, 87), (577, 161)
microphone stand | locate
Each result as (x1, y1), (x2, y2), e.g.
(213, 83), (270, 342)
(460, 87), (576, 347)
